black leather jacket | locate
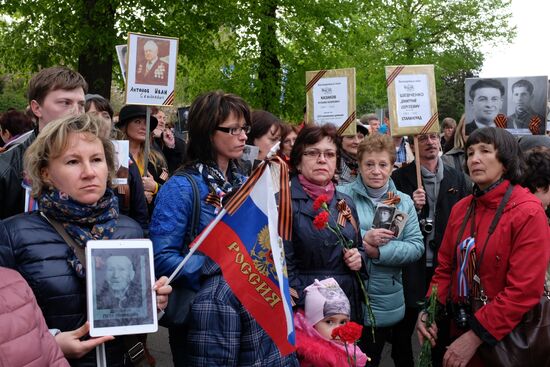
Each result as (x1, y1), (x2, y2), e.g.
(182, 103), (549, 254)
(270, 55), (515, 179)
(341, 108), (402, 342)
(0, 211), (143, 366)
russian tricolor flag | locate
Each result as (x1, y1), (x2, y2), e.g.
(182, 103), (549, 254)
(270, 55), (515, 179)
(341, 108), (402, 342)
(188, 163), (295, 355)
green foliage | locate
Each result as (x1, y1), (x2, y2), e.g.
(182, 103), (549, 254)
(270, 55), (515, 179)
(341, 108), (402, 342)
(0, 0), (514, 121)
(0, 91), (27, 112)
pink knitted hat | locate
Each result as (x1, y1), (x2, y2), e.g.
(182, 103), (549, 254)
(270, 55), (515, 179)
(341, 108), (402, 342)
(304, 278), (351, 326)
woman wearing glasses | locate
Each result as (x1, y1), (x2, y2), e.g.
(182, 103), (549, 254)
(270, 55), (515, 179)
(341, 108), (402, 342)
(284, 124), (365, 323)
(338, 133), (423, 366)
(150, 91), (297, 366)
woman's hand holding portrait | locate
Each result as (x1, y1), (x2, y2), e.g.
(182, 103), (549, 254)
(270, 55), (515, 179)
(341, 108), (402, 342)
(55, 322), (114, 359)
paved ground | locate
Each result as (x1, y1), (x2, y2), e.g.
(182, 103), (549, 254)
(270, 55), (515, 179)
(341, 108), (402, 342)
(147, 327), (172, 366)
(146, 327), (421, 367)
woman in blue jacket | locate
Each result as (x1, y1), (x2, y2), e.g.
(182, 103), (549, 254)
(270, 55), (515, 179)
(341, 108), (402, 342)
(150, 91), (298, 367)
(338, 133), (424, 366)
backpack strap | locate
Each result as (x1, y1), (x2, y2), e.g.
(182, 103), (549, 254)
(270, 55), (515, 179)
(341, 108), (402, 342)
(172, 169), (201, 246)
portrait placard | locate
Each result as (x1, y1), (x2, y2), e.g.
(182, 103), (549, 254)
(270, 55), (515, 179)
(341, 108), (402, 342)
(385, 65), (439, 137)
(306, 68), (356, 136)
(86, 239), (157, 337)
(464, 76), (548, 136)
(125, 32), (179, 106)
(115, 44), (128, 83)
(111, 140), (129, 185)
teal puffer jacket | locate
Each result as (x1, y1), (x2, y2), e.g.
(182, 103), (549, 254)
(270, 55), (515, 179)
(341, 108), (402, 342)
(338, 177), (424, 327)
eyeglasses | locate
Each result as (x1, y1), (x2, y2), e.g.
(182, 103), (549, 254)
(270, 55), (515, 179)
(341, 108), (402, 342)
(302, 149), (337, 160)
(215, 125), (251, 136)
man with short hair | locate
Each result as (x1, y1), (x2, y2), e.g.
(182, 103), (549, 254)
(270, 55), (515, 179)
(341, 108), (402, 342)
(507, 79), (545, 134)
(0, 67), (87, 219)
(363, 113), (381, 134)
(465, 79), (505, 136)
(390, 132), (468, 367)
(136, 40), (169, 85)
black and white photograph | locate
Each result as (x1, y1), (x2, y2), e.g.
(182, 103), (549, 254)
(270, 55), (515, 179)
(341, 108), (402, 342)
(388, 210), (408, 238)
(372, 204), (396, 230)
(465, 76), (547, 136)
(86, 240), (157, 337)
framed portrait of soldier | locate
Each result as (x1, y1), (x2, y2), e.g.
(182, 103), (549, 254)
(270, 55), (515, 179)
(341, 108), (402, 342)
(86, 239), (157, 337)
(465, 76), (548, 136)
(125, 32), (179, 106)
(385, 65), (439, 137)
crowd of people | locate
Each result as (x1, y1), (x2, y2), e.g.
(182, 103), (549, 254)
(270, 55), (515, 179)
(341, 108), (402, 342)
(0, 65), (550, 367)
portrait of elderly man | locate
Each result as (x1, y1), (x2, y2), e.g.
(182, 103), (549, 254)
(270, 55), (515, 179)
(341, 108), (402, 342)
(135, 39), (169, 86)
(465, 78), (505, 136)
(97, 255), (142, 310)
(507, 79), (546, 134)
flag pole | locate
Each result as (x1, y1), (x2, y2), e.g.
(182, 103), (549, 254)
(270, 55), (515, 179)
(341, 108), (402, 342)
(143, 106), (151, 177)
(165, 208), (226, 285)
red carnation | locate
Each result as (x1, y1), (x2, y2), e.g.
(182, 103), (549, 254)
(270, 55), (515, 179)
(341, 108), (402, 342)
(313, 211), (329, 230)
(331, 322), (363, 344)
(313, 194), (329, 211)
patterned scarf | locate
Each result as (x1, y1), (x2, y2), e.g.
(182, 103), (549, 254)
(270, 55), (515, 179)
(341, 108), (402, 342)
(340, 149), (359, 177)
(39, 188), (119, 277)
(194, 161), (247, 209)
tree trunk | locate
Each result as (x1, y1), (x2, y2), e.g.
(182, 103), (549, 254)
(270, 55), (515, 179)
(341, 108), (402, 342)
(257, 0), (281, 114)
(77, 0), (116, 99)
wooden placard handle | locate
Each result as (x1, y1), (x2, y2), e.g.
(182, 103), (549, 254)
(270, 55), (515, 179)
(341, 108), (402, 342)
(413, 135), (422, 190)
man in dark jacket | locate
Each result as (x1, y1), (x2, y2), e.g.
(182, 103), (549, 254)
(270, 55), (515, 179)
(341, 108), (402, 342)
(390, 132), (468, 367)
(0, 67), (87, 219)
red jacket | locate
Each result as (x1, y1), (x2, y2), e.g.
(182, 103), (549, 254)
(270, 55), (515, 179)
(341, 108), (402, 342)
(0, 267), (69, 367)
(430, 181), (550, 343)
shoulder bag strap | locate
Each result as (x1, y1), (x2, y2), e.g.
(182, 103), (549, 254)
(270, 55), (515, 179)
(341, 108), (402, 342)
(173, 170), (201, 244)
(476, 184), (514, 269)
(474, 184), (514, 304)
(40, 211), (148, 367)
(40, 212), (86, 265)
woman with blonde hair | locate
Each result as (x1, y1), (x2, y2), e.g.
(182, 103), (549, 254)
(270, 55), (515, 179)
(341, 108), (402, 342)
(0, 113), (170, 366)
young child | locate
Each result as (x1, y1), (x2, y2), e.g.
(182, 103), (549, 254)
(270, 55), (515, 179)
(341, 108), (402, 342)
(294, 278), (369, 367)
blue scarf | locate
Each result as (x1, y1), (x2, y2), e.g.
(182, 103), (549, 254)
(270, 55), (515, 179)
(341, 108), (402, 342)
(39, 188), (119, 277)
